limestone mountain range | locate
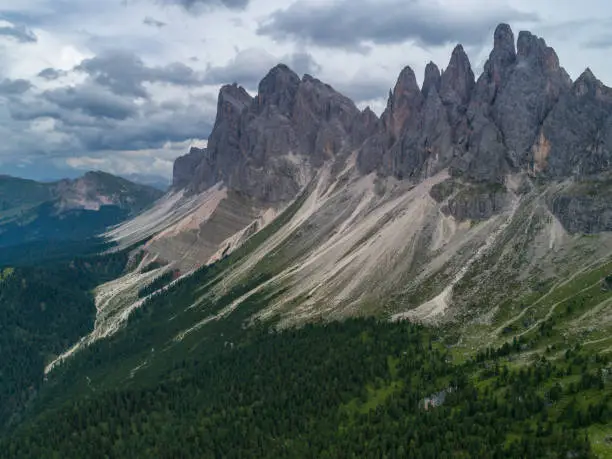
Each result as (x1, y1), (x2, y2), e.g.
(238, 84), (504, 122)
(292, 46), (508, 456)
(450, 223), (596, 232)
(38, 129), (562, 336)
(47, 23), (612, 370)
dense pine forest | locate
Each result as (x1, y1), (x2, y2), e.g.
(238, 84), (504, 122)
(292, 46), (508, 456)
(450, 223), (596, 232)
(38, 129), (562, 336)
(2, 316), (611, 458)
(0, 247), (132, 427)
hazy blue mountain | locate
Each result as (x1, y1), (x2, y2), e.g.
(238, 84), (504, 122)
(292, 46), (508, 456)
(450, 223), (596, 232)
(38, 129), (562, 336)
(0, 171), (163, 260)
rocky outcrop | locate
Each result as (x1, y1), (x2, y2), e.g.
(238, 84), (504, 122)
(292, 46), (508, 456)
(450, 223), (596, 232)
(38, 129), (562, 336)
(451, 24), (571, 184)
(548, 179), (612, 234)
(173, 147), (205, 189)
(493, 31), (571, 167)
(439, 45), (474, 131)
(533, 69), (612, 177)
(357, 54), (466, 180)
(172, 23), (612, 233)
(188, 84), (253, 194)
(444, 184), (509, 222)
(381, 65), (423, 145)
(430, 178), (509, 221)
(176, 65), (362, 203)
(422, 62), (441, 99)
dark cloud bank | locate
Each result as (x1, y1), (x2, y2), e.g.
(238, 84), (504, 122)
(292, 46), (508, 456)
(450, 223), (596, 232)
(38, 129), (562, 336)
(258, 0), (538, 51)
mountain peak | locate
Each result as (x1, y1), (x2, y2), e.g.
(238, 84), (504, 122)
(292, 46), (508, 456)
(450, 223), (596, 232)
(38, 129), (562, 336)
(516, 30), (563, 75)
(394, 65), (420, 95)
(493, 23), (516, 56)
(422, 61), (441, 98)
(577, 67), (597, 83)
(269, 63), (297, 76)
(256, 63), (301, 114)
(440, 43), (474, 106)
(451, 43), (466, 55)
(476, 23), (517, 93)
(572, 67), (611, 99)
(382, 65), (423, 140)
(516, 30), (546, 58)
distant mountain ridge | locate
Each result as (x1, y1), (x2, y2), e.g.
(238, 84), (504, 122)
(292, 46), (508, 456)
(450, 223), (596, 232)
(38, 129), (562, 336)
(0, 171), (162, 254)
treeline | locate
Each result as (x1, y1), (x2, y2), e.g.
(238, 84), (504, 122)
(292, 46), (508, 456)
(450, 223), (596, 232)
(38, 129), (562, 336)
(2, 318), (608, 458)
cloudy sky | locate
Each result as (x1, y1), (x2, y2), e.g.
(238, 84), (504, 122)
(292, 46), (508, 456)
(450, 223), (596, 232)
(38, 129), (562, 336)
(0, 0), (611, 183)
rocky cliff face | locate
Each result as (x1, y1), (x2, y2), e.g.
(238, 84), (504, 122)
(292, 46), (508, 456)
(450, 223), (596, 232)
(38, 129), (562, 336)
(174, 66), (364, 203)
(534, 69), (612, 177)
(173, 23), (612, 233)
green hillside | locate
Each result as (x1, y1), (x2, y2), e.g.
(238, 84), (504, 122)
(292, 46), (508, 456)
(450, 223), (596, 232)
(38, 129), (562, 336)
(0, 175), (54, 224)
(0, 199), (608, 458)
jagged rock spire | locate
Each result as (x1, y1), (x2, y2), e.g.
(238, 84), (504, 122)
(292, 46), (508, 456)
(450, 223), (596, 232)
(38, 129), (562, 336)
(382, 65), (423, 141)
(422, 62), (441, 98)
(491, 23), (516, 78)
(440, 45), (475, 107)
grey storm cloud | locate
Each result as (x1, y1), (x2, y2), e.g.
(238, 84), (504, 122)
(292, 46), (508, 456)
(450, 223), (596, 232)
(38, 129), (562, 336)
(1, 43), (220, 169)
(5, 70), (215, 156)
(204, 49), (321, 89)
(43, 84), (139, 120)
(159, 0), (249, 12)
(0, 79), (33, 95)
(75, 50), (203, 98)
(37, 68), (67, 80)
(258, 0), (538, 51)
(143, 16), (167, 28)
(0, 23), (37, 43)
(64, 103), (213, 152)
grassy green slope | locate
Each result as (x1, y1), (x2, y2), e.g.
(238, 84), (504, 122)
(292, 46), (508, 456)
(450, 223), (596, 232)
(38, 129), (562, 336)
(0, 175), (54, 224)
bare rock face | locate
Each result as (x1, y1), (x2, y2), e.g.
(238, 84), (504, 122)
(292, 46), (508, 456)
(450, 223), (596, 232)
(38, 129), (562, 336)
(390, 83), (454, 179)
(533, 69), (612, 177)
(53, 171), (162, 214)
(176, 65), (362, 203)
(440, 45), (474, 131)
(172, 147), (205, 190)
(187, 84), (252, 194)
(548, 179), (612, 233)
(357, 58), (464, 180)
(351, 106), (379, 146)
(255, 63), (300, 116)
(381, 66), (423, 145)
(493, 31), (571, 167)
(470, 23), (516, 112)
(172, 23), (612, 234)
(422, 62), (441, 99)
(451, 25), (572, 184)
